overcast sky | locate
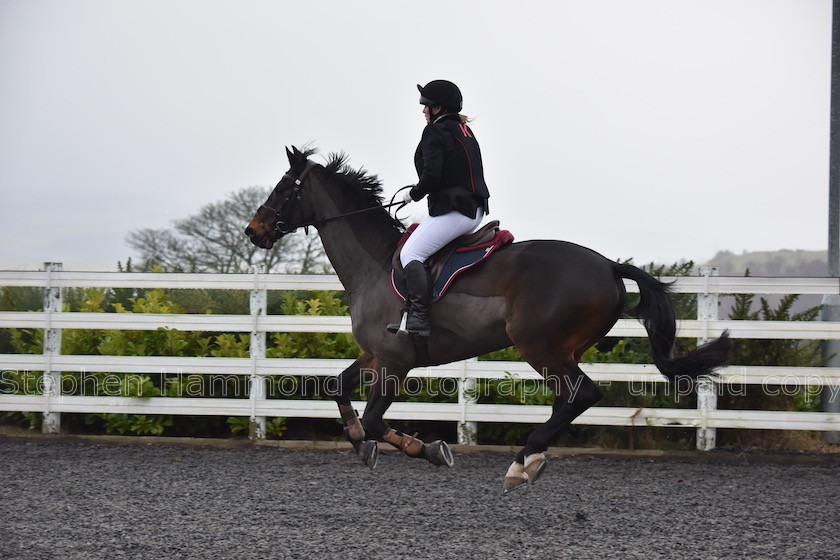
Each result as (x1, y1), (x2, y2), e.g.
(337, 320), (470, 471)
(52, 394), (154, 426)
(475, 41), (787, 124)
(0, 0), (832, 271)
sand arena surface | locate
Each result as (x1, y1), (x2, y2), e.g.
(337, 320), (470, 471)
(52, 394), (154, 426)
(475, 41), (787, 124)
(2, 439), (839, 560)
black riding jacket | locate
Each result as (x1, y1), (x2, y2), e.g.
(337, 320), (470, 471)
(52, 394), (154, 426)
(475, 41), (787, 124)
(410, 114), (490, 218)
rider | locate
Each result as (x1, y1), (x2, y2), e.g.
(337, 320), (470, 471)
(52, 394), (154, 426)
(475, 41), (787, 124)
(387, 79), (490, 337)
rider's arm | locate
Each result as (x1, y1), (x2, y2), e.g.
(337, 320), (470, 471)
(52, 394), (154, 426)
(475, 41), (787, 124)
(411, 124), (449, 200)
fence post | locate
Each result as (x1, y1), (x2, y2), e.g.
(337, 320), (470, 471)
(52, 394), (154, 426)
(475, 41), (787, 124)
(821, 295), (840, 443)
(42, 262), (62, 434)
(824, 0), (840, 444)
(458, 357), (478, 445)
(696, 266), (719, 451)
(249, 266), (267, 440)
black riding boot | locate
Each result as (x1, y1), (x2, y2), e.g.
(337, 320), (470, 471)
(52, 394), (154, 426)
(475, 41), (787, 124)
(386, 260), (432, 337)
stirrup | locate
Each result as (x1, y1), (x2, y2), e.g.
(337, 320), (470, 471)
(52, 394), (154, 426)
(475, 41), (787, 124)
(404, 320), (431, 337)
(386, 311), (431, 337)
(386, 311), (409, 334)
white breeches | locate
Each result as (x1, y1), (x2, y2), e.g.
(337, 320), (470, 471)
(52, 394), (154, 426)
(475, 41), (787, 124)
(400, 210), (485, 267)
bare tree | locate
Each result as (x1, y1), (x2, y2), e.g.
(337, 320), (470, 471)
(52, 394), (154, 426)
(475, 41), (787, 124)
(126, 186), (329, 273)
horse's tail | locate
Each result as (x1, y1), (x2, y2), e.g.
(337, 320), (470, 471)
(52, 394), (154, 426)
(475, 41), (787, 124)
(613, 262), (731, 380)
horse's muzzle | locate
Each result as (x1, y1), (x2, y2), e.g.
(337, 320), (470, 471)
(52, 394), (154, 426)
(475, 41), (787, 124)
(244, 226), (274, 249)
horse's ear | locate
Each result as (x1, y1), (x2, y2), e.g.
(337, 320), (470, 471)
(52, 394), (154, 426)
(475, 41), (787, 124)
(286, 147), (294, 164)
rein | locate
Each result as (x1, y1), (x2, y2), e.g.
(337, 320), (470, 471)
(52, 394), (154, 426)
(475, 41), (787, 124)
(261, 160), (409, 234)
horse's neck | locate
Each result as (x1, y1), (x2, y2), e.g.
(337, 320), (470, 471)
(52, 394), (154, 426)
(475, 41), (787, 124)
(312, 180), (399, 291)
(317, 218), (398, 291)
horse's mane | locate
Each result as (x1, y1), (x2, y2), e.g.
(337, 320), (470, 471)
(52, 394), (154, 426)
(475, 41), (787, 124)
(324, 152), (387, 208)
(293, 146), (405, 235)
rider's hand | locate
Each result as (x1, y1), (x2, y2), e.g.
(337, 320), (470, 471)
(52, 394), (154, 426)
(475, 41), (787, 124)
(401, 191), (414, 204)
(409, 186), (424, 201)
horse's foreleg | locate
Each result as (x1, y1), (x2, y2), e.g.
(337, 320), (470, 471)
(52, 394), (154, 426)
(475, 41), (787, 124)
(504, 364), (602, 492)
(360, 363), (454, 469)
(359, 371), (423, 465)
(333, 354), (375, 449)
(338, 404), (365, 444)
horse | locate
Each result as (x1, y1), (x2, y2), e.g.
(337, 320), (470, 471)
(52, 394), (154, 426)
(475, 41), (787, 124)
(245, 146), (731, 492)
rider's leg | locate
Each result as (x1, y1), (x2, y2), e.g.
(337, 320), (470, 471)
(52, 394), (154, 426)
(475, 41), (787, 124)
(399, 260), (432, 336)
(398, 209), (485, 268)
(387, 210), (484, 336)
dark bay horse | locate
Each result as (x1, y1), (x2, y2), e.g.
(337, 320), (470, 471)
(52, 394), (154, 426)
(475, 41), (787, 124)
(245, 147), (731, 492)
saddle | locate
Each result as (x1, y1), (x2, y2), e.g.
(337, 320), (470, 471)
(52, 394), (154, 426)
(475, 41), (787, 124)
(390, 220), (514, 302)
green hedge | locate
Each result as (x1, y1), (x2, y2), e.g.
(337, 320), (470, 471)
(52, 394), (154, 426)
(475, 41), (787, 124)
(0, 266), (825, 448)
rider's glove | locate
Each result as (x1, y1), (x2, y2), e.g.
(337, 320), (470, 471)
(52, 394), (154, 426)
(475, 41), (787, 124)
(408, 186), (424, 201)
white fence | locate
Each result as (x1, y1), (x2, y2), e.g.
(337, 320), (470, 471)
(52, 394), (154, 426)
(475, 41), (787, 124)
(1, 264), (839, 450)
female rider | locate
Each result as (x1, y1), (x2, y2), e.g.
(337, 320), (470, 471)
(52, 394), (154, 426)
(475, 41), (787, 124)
(387, 80), (490, 337)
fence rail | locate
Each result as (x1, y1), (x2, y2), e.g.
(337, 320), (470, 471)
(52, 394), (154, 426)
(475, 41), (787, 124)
(1, 265), (839, 449)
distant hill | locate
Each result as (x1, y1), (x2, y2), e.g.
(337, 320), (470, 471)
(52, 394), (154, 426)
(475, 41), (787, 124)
(699, 250), (828, 318)
(702, 250), (828, 277)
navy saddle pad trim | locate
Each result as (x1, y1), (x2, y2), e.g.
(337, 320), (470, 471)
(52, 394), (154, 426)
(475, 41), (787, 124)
(389, 244), (501, 303)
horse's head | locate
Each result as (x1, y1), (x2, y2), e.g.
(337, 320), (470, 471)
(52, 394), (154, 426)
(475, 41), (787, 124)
(245, 146), (320, 249)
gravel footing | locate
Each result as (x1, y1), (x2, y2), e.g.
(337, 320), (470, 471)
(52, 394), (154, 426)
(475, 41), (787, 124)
(2, 438), (839, 560)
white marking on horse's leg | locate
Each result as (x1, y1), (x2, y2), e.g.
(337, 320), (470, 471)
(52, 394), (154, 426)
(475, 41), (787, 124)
(524, 452), (547, 485)
(503, 461), (529, 493)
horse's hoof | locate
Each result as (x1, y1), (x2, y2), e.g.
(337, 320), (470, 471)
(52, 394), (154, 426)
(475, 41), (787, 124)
(424, 440), (454, 467)
(524, 453), (547, 485)
(503, 461), (528, 493)
(358, 440), (379, 470)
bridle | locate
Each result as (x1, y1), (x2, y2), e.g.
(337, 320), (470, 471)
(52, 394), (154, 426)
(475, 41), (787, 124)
(259, 160), (319, 234)
(259, 159), (409, 235)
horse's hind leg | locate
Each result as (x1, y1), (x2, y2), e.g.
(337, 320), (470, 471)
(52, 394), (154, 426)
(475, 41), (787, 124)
(504, 359), (602, 493)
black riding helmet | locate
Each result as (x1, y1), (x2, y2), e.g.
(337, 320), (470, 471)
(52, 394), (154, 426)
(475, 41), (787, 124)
(417, 80), (463, 113)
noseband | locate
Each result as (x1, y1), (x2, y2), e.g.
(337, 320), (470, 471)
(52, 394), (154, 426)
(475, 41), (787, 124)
(260, 159), (408, 235)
